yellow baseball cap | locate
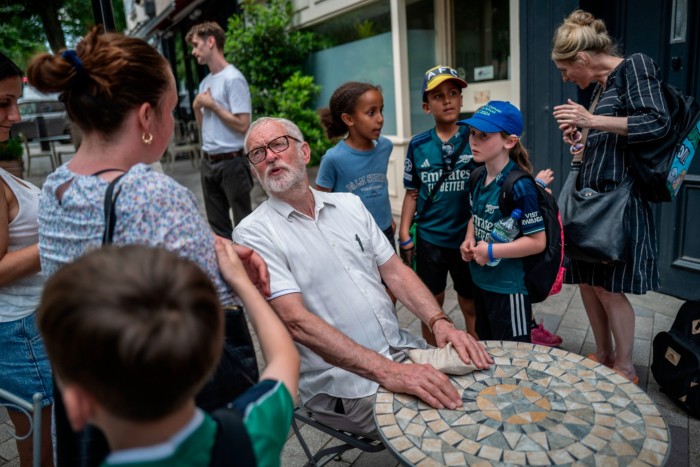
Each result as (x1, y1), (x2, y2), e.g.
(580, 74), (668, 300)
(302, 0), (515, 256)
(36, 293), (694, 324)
(422, 65), (468, 96)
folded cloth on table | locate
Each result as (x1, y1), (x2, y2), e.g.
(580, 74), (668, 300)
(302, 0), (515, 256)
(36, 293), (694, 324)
(407, 343), (478, 375)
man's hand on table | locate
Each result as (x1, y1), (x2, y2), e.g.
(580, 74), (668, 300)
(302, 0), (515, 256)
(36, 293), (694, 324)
(379, 360), (465, 410)
(432, 319), (494, 369)
(377, 323), (493, 410)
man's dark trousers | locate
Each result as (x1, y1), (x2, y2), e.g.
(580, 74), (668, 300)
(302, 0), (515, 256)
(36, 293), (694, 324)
(200, 156), (253, 238)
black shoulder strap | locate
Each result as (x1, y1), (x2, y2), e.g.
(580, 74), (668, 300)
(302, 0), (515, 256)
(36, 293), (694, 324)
(101, 174), (125, 245)
(416, 135), (470, 220)
(210, 408), (256, 467)
(498, 167), (532, 217)
(468, 165), (486, 196)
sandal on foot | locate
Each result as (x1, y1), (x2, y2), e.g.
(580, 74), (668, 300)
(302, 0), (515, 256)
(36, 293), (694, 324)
(613, 368), (639, 385)
(586, 354), (614, 368)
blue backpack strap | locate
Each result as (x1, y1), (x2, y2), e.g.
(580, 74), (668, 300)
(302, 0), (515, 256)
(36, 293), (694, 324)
(210, 408), (256, 467)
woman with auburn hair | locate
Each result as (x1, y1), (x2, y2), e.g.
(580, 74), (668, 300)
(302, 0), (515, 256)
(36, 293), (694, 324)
(0, 51), (54, 467)
(27, 28), (270, 466)
(551, 10), (669, 385)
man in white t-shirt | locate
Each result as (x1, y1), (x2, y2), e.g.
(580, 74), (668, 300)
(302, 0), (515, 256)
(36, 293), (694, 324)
(187, 21), (253, 238)
(233, 117), (493, 438)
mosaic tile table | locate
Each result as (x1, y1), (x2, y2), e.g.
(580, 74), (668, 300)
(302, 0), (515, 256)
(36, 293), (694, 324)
(374, 341), (669, 466)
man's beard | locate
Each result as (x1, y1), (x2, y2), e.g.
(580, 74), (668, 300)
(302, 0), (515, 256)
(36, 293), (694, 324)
(259, 157), (307, 194)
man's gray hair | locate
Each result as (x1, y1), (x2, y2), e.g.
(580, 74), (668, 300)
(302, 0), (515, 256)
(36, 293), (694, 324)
(244, 117), (305, 153)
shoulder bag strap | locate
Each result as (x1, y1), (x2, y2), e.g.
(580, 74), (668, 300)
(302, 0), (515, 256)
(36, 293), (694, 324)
(415, 135), (469, 220)
(209, 408), (256, 467)
(101, 174), (126, 245)
(572, 85), (605, 166)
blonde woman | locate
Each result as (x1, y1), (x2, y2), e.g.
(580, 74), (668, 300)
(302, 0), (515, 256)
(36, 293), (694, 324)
(551, 10), (670, 384)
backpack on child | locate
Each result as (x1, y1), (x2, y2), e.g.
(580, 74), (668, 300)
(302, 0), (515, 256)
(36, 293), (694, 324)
(469, 166), (565, 303)
(651, 301), (700, 418)
(616, 67), (700, 203)
(210, 408), (256, 466)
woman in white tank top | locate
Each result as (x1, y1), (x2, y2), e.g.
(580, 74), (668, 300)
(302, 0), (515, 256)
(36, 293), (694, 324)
(0, 51), (54, 467)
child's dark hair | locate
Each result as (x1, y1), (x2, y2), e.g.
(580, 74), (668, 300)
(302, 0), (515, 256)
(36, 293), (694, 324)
(501, 131), (533, 174)
(319, 82), (381, 139)
(37, 245), (223, 422)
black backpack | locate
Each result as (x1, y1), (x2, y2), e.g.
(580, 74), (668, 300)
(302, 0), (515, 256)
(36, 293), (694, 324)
(651, 301), (700, 418)
(616, 68), (700, 203)
(209, 408), (256, 466)
(469, 166), (565, 303)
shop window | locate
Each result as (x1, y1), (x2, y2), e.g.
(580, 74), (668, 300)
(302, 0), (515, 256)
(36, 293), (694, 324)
(407, 0), (436, 134)
(304, 1), (397, 135)
(309, 2), (391, 48)
(454, 0), (510, 83)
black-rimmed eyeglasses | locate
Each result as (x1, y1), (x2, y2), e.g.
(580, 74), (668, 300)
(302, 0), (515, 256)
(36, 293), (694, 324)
(245, 135), (302, 164)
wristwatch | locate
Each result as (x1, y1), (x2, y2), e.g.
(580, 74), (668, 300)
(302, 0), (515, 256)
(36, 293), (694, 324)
(428, 312), (454, 334)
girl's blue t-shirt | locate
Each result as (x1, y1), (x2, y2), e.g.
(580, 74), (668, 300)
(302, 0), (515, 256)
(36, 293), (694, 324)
(469, 160), (544, 295)
(316, 136), (393, 231)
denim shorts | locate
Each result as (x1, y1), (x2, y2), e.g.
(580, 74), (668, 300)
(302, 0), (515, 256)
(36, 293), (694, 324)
(0, 313), (54, 408)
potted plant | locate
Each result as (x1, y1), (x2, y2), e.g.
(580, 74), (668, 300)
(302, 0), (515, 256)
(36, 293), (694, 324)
(0, 135), (24, 178)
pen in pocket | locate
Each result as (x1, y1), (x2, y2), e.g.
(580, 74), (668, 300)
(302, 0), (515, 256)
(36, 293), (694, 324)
(355, 234), (364, 252)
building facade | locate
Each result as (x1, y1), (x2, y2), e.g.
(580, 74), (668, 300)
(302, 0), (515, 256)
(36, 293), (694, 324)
(292, 0), (521, 214)
(291, 0), (700, 300)
(123, 0), (699, 299)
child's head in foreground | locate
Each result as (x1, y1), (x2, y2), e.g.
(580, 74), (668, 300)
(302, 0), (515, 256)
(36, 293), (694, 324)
(37, 245), (223, 427)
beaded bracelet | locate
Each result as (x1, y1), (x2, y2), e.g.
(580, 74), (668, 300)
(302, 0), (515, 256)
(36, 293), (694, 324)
(399, 238), (413, 247)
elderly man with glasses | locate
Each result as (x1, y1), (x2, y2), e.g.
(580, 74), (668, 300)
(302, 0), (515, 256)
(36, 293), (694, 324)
(233, 117), (493, 438)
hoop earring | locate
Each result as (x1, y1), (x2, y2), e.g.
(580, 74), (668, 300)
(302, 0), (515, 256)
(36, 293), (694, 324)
(142, 132), (153, 145)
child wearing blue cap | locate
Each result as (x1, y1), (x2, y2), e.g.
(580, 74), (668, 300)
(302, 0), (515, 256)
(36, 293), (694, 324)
(459, 101), (547, 342)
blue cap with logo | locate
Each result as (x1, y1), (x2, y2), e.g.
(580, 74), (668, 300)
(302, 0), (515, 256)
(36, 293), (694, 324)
(458, 101), (523, 136)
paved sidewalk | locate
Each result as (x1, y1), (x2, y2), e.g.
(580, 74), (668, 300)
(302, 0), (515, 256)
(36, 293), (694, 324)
(162, 157), (697, 467)
(278, 285), (695, 466)
(1, 157), (696, 466)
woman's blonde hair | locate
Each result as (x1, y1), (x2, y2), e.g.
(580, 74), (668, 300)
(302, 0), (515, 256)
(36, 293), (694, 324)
(551, 9), (620, 62)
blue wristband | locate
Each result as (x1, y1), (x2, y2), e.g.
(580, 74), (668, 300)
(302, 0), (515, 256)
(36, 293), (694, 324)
(488, 243), (495, 263)
(399, 238), (413, 247)
(535, 178), (548, 188)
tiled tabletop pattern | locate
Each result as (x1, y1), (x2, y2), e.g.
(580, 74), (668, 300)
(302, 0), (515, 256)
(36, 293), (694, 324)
(375, 341), (670, 466)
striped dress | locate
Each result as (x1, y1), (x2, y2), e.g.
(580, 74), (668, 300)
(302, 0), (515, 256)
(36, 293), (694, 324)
(564, 53), (670, 294)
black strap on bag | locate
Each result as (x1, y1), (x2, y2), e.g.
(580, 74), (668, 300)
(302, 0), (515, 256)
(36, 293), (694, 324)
(101, 174), (126, 245)
(209, 408), (256, 467)
(92, 168), (127, 245)
(414, 136), (470, 221)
